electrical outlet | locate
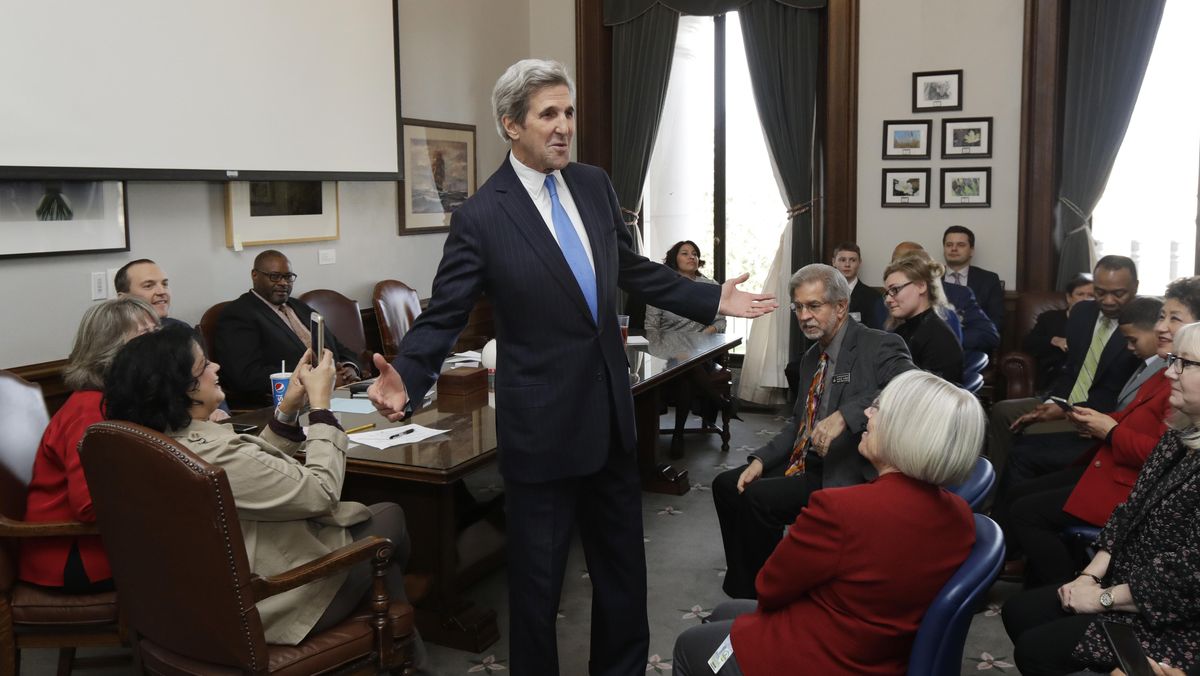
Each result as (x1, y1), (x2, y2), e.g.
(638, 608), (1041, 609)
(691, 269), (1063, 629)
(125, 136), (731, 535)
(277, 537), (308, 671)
(318, 249), (336, 265)
(91, 272), (107, 300)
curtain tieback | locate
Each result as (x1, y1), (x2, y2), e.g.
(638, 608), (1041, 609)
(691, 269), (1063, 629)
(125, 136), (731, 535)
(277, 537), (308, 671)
(787, 197), (820, 218)
(620, 207), (640, 226)
(1058, 197), (1092, 227)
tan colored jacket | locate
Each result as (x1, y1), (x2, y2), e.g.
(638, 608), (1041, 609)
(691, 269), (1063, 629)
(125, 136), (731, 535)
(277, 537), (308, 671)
(168, 419), (371, 645)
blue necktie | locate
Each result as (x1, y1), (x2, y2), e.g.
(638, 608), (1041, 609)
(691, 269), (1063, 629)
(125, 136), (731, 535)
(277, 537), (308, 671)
(544, 175), (597, 322)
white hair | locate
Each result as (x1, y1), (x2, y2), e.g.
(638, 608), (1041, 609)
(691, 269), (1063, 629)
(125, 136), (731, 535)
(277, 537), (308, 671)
(873, 370), (984, 485)
(491, 59), (575, 143)
(789, 264), (850, 304)
(1167, 322), (1200, 449)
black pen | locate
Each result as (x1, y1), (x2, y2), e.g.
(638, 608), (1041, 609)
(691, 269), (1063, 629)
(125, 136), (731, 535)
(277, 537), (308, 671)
(388, 429), (415, 440)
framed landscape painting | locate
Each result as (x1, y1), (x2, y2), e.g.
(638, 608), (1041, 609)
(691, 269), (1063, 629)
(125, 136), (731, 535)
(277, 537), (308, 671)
(400, 119), (477, 236)
(882, 120), (932, 160)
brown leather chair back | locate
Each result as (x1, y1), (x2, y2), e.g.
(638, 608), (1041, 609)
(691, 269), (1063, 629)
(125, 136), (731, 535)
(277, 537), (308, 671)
(1015, 291), (1068, 343)
(298, 289), (369, 368)
(373, 280), (422, 359)
(79, 422), (269, 672)
(0, 371), (48, 590)
(199, 301), (231, 358)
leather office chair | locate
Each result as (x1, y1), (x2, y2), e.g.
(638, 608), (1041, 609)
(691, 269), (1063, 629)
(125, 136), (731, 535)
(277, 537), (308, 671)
(299, 289), (372, 375)
(199, 300), (231, 358)
(998, 291), (1067, 399)
(79, 421), (416, 675)
(907, 514), (1005, 676)
(946, 457), (995, 512)
(0, 371), (125, 676)
(373, 280), (422, 361)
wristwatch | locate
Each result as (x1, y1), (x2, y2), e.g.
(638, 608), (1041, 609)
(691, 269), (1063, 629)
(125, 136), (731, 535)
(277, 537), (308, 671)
(1099, 588), (1114, 610)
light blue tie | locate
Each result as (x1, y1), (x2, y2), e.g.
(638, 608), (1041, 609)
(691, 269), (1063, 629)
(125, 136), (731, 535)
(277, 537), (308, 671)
(544, 175), (597, 322)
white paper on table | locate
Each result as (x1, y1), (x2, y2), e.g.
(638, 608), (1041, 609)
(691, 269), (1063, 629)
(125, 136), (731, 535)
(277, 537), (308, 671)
(348, 424), (449, 449)
(625, 335), (649, 346)
(446, 350), (482, 362)
(329, 398), (379, 414)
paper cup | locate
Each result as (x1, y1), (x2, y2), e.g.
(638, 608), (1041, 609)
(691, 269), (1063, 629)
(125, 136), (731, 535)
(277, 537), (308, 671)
(270, 372), (290, 408)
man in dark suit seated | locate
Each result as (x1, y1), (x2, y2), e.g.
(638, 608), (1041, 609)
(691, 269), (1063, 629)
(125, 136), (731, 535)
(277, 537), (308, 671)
(987, 256), (1140, 476)
(215, 250), (362, 407)
(1022, 273), (1095, 392)
(831, 241), (882, 329)
(943, 225), (1005, 328)
(713, 263), (915, 599)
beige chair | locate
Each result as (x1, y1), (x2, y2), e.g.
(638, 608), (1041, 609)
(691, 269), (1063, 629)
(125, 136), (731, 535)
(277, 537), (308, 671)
(0, 370), (125, 676)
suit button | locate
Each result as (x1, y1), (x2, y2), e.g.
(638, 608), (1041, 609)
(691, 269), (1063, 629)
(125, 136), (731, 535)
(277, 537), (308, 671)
(1094, 460), (1102, 468)
(596, 371), (603, 381)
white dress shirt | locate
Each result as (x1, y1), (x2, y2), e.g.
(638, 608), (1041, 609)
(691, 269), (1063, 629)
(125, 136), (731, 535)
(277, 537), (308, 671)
(508, 153), (595, 273)
(945, 265), (970, 286)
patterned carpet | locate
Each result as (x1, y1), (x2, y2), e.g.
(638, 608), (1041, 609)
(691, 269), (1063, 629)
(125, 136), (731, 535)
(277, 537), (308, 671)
(20, 408), (1025, 675)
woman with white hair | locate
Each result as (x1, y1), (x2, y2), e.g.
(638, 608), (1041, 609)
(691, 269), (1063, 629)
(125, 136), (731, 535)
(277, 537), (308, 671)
(673, 370), (984, 675)
(1003, 321), (1200, 675)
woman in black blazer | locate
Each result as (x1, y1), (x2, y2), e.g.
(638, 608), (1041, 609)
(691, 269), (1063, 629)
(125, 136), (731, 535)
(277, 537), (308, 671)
(883, 254), (964, 385)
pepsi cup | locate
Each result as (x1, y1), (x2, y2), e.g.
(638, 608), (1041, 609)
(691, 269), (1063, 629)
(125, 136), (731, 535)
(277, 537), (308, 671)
(270, 372), (290, 408)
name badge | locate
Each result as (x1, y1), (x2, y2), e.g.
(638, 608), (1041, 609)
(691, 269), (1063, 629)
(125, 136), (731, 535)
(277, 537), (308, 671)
(707, 634), (734, 673)
(832, 372), (851, 384)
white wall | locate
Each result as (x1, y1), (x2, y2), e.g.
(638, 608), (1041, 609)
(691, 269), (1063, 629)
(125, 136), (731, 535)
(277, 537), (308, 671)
(855, 0), (1024, 289)
(2, 0), (576, 368)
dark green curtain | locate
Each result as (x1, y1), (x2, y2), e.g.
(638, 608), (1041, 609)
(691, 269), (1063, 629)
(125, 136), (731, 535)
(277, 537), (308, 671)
(1055, 0), (1166, 289)
(605, 0), (824, 25)
(738, 1), (819, 362)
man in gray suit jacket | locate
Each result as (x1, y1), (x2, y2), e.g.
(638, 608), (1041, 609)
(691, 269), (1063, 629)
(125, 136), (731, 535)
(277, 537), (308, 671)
(713, 264), (915, 599)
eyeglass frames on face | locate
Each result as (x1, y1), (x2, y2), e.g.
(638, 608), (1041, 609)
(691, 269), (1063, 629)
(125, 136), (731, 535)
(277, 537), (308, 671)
(790, 301), (830, 316)
(254, 270), (297, 283)
(1166, 352), (1200, 374)
(884, 281), (914, 298)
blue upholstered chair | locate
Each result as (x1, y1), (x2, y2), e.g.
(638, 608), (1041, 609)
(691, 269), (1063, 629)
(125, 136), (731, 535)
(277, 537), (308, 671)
(907, 514), (1006, 676)
(1062, 524), (1103, 562)
(946, 457), (995, 512)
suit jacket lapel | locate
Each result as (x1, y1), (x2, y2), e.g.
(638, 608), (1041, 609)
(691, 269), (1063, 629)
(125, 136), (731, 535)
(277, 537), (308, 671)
(494, 159), (597, 325)
(250, 294), (307, 352)
(827, 320), (860, 408)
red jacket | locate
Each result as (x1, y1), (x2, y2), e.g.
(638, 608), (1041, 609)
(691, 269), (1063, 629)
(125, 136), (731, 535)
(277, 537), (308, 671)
(1064, 369), (1171, 526)
(18, 390), (110, 587)
(731, 472), (974, 676)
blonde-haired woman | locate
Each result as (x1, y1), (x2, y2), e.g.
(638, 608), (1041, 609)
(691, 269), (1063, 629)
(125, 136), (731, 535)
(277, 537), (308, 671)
(19, 297), (158, 592)
(883, 254), (964, 385)
(673, 370), (984, 675)
(1004, 321), (1200, 675)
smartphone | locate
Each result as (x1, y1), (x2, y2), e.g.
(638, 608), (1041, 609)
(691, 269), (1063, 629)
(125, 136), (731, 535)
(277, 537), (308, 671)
(310, 313), (324, 368)
(1049, 396), (1075, 413)
(1101, 621), (1154, 676)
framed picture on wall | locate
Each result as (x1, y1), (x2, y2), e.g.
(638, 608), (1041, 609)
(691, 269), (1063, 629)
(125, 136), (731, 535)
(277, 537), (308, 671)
(399, 118), (477, 236)
(881, 168), (931, 207)
(941, 117), (993, 158)
(0, 180), (129, 259)
(225, 181), (339, 248)
(882, 119), (932, 159)
(912, 69), (963, 112)
(940, 167), (991, 207)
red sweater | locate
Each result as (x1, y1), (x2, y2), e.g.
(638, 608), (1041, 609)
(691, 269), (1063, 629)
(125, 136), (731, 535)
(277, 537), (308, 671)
(18, 390), (110, 587)
(1064, 369), (1170, 526)
(731, 472), (974, 676)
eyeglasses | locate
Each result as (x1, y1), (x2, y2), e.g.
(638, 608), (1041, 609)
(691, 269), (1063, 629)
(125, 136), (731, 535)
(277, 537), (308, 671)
(883, 281), (914, 298)
(790, 300), (830, 315)
(1166, 353), (1200, 374)
(254, 269), (297, 283)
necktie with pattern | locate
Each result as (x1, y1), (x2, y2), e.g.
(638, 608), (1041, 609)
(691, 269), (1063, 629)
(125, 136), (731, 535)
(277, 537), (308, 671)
(544, 175), (597, 322)
(785, 352), (829, 476)
(1069, 316), (1115, 403)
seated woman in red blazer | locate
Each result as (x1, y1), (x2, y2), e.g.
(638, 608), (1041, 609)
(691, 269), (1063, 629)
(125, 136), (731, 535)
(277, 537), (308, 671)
(18, 297), (158, 593)
(672, 369), (985, 675)
(1007, 282), (1200, 588)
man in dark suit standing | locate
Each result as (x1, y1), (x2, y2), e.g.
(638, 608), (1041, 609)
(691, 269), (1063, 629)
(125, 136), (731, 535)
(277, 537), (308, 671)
(215, 250), (362, 407)
(832, 241), (882, 329)
(943, 225), (1005, 328)
(712, 264), (914, 599)
(367, 59), (775, 676)
(987, 256), (1141, 475)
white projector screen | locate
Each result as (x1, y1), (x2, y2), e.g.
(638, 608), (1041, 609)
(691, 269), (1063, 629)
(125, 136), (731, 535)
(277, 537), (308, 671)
(0, 0), (400, 180)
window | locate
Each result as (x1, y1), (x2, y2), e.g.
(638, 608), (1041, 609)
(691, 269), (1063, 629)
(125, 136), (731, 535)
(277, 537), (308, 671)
(643, 12), (787, 345)
(1091, 0), (1199, 294)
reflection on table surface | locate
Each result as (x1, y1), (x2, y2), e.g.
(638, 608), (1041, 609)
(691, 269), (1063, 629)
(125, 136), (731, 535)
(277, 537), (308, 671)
(628, 331), (742, 393)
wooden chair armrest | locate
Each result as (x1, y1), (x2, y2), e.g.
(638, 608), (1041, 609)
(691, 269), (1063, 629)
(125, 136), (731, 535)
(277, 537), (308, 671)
(249, 535), (392, 601)
(0, 514), (99, 537)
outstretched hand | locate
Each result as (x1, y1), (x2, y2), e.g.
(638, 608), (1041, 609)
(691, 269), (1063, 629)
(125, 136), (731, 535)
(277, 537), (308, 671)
(719, 273), (778, 319)
(368, 353), (410, 422)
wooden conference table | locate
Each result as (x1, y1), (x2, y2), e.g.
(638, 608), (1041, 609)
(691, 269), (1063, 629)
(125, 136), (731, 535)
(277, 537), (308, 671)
(233, 331), (740, 652)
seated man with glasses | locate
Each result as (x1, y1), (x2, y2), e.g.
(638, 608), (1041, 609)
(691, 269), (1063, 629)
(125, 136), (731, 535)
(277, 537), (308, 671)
(712, 264), (915, 599)
(215, 249), (362, 407)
